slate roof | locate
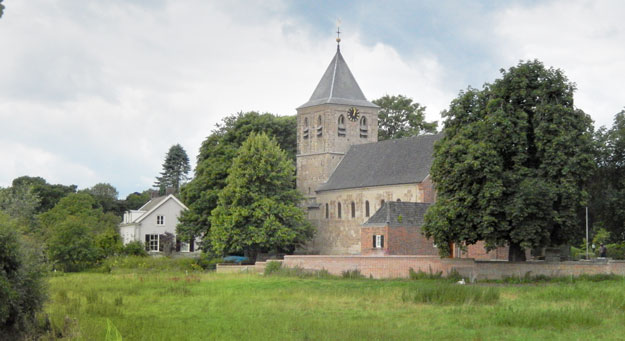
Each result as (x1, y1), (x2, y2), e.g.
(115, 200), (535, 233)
(138, 195), (168, 213)
(317, 134), (442, 192)
(363, 202), (431, 227)
(298, 47), (378, 109)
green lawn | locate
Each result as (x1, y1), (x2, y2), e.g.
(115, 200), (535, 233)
(45, 271), (625, 340)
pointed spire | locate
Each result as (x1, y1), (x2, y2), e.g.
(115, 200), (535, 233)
(298, 27), (378, 109)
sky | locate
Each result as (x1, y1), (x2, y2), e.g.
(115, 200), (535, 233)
(1, 0), (623, 198)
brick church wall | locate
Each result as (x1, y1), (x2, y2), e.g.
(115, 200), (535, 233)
(361, 225), (438, 256)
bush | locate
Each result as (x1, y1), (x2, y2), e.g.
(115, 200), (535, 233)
(341, 269), (364, 279)
(0, 213), (47, 337)
(264, 261), (282, 275)
(606, 243), (625, 260)
(193, 253), (222, 270)
(121, 241), (148, 257)
(409, 267), (443, 280)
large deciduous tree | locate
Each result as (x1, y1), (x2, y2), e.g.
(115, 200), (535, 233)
(177, 112), (296, 250)
(373, 94), (438, 141)
(154, 144), (191, 194)
(423, 60), (595, 261)
(588, 109), (625, 241)
(209, 133), (312, 259)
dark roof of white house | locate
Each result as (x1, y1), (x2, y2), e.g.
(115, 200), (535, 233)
(298, 47), (378, 109)
(317, 134), (442, 192)
(363, 201), (431, 227)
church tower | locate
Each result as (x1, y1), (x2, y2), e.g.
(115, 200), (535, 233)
(296, 34), (379, 201)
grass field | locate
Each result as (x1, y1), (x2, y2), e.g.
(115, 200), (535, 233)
(44, 270), (625, 340)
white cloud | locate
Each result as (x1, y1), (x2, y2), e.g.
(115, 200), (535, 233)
(0, 0), (451, 197)
(493, 0), (625, 128)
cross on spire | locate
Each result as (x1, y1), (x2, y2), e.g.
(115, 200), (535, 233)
(335, 19), (342, 49)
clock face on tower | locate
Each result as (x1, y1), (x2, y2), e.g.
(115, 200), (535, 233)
(347, 107), (360, 122)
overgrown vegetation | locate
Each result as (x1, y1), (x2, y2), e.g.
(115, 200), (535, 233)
(43, 272), (625, 340)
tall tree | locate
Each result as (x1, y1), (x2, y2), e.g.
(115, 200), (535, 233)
(210, 133), (313, 259)
(177, 112), (296, 250)
(83, 183), (120, 215)
(588, 109), (625, 241)
(11, 176), (76, 213)
(154, 144), (191, 194)
(423, 60), (595, 261)
(0, 0), (4, 19)
(373, 94), (438, 141)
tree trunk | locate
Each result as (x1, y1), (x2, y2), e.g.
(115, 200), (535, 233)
(508, 242), (526, 262)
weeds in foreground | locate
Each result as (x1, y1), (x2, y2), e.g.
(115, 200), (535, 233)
(402, 284), (499, 305)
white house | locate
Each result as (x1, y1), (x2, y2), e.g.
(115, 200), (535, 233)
(119, 194), (198, 253)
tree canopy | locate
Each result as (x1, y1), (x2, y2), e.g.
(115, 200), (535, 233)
(423, 60), (595, 261)
(210, 133), (312, 259)
(588, 109), (625, 241)
(373, 94), (438, 140)
(177, 111), (296, 250)
(154, 144), (191, 194)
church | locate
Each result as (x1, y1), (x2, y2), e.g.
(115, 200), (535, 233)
(295, 39), (507, 260)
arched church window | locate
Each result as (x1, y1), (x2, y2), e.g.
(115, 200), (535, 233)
(380, 199), (385, 207)
(317, 115), (323, 137)
(338, 202), (342, 219)
(351, 201), (355, 218)
(325, 203), (329, 219)
(360, 116), (368, 138)
(338, 115), (346, 137)
(365, 201), (370, 217)
(303, 117), (309, 139)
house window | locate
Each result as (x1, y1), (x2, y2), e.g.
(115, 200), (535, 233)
(157, 215), (165, 225)
(303, 117), (309, 139)
(373, 234), (384, 249)
(317, 115), (323, 137)
(145, 234), (159, 252)
(365, 201), (370, 217)
(338, 115), (346, 137)
(337, 202), (342, 219)
(325, 203), (329, 219)
(360, 116), (368, 138)
(351, 201), (355, 218)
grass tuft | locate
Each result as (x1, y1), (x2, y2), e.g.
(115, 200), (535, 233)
(403, 284), (499, 305)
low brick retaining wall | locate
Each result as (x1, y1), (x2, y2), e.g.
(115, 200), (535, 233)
(282, 255), (625, 280)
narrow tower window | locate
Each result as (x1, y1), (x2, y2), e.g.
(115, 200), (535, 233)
(360, 116), (368, 138)
(351, 201), (355, 218)
(325, 203), (329, 219)
(303, 117), (309, 139)
(338, 202), (342, 219)
(365, 201), (370, 217)
(317, 115), (323, 137)
(338, 115), (346, 137)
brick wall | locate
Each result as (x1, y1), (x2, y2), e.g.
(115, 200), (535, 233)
(361, 225), (439, 256)
(464, 241), (509, 260)
(282, 255), (625, 280)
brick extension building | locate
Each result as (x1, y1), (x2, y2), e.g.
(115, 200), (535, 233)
(296, 40), (506, 260)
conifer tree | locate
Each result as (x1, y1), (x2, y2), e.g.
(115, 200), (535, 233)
(154, 144), (191, 194)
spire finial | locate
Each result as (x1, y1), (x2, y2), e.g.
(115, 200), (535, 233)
(335, 19), (342, 48)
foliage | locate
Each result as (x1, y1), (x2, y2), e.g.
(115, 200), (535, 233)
(373, 94), (437, 140)
(177, 112), (296, 251)
(11, 176), (77, 213)
(408, 267), (443, 280)
(606, 243), (625, 259)
(341, 269), (364, 279)
(124, 191), (150, 210)
(83, 183), (121, 215)
(0, 184), (41, 229)
(94, 255), (205, 273)
(40, 193), (119, 271)
(210, 133), (313, 259)
(154, 144), (191, 194)
(588, 109), (625, 241)
(0, 213), (47, 337)
(120, 241), (148, 257)
(0, 0), (4, 18)
(591, 228), (610, 246)
(264, 261), (282, 275)
(95, 227), (123, 258)
(423, 60), (595, 260)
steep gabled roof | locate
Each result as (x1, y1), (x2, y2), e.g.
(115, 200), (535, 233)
(363, 201), (431, 227)
(317, 134), (442, 192)
(134, 194), (188, 224)
(298, 47), (378, 109)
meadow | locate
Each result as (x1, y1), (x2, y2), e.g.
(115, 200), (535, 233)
(44, 268), (625, 340)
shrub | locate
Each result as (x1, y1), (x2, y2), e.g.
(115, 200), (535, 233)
(409, 267), (443, 280)
(121, 241), (148, 257)
(341, 269), (364, 279)
(0, 213), (47, 337)
(606, 243), (625, 260)
(264, 261), (282, 275)
(193, 253), (222, 270)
